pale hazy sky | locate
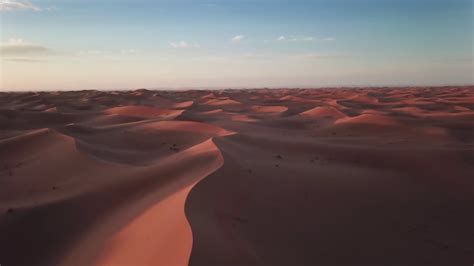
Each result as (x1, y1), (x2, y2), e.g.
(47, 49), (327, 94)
(0, 0), (473, 90)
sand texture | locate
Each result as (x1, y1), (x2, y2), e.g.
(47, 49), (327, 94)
(0, 87), (473, 265)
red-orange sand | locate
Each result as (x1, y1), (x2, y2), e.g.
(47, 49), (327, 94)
(0, 87), (473, 266)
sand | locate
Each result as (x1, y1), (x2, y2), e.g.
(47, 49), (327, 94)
(0, 87), (473, 266)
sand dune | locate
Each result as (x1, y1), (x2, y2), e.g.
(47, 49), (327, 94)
(66, 139), (225, 266)
(231, 114), (259, 122)
(104, 105), (184, 119)
(199, 109), (223, 115)
(334, 113), (399, 126)
(43, 107), (58, 113)
(1, 86), (473, 266)
(174, 101), (194, 109)
(250, 105), (288, 113)
(202, 98), (242, 106)
(299, 106), (347, 119)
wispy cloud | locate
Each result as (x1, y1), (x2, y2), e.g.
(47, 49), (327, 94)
(195, 53), (269, 62)
(121, 48), (139, 54)
(77, 49), (140, 56)
(3, 57), (46, 63)
(289, 53), (351, 60)
(276, 36), (336, 42)
(78, 50), (108, 56)
(169, 41), (200, 48)
(0, 38), (49, 55)
(231, 35), (245, 43)
(0, 0), (41, 11)
(237, 53), (268, 60)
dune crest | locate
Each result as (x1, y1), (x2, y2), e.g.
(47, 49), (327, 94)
(199, 109), (223, 115)
(174, 101), (194, 109)
(251, 105), (288, 113)
(335, 113), (399, 126)
(43, 107), (58, 113)
(232, 114), (259, 122)
(89, 139), (225, 266)
(104, 105), (184, 119)
(299, 106), (347, 119)
(202, 98), (242, 106)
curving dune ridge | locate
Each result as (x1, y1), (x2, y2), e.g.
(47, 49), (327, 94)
(1, 87), (473, 266)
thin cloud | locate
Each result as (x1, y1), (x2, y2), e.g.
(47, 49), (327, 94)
(277, 36), (314, 42)
(289, 53), (351, 60)
(169, 41), (200, 48)
(0, 0), (41, 11)
(195, 53), (269, 61)
(231, 35), (245, 43)
(121, 49), (139, 54)
(77, 49), (140, 56)
(238, 53), (269, 60)
(78, 50), (108, 56)
(0, 38), (49, 55)
(276, 36), (336, 42)
(3, 57), (46, 63)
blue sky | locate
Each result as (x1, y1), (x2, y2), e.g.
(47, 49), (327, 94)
(0, 0), (472, 90)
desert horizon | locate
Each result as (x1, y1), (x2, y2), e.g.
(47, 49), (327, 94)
(1, 84), (474, 92)
(1, 0), (473, 265)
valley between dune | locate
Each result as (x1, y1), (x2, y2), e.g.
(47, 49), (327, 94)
(0, 87), (473, 265)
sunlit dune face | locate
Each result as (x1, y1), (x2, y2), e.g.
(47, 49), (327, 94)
(250, 105), (288, 113)
(104, 106), (184, 119)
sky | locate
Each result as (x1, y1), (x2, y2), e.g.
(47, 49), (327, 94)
(0, 0), (473, 90)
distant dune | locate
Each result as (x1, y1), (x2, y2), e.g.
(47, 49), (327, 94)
(0, 87), (473, 266)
